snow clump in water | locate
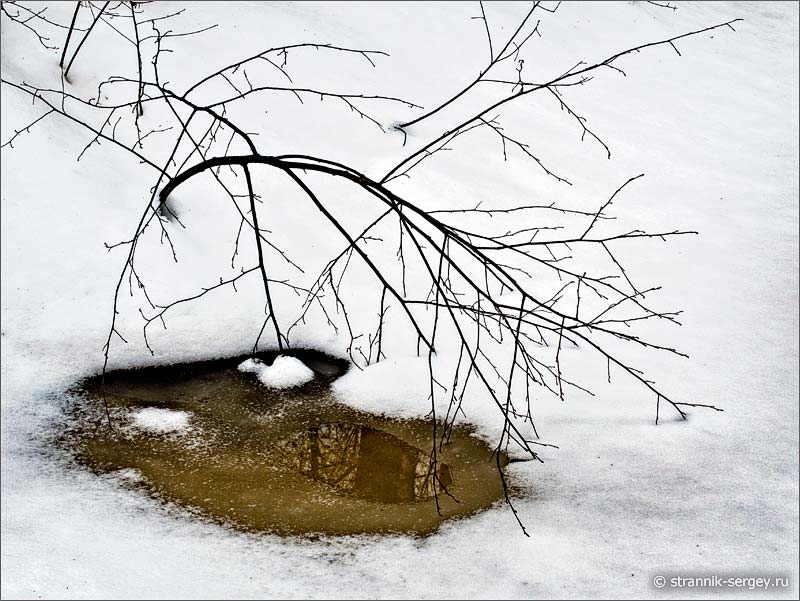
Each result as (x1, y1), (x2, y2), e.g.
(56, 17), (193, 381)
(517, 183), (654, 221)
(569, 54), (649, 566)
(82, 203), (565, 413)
(238, 355), (315, 389)
(131, 408), (191, 434)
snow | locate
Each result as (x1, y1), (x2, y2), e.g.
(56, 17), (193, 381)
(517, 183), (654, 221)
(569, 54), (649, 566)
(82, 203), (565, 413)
(332, 356), (434, 419)
(130, 407), (191, 434)
(1, 1), (798, 599)
(237, 357), (265, 374)
(238, 355), (316, 388)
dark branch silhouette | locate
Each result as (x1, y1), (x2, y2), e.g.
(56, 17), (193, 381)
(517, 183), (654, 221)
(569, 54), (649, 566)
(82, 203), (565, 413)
(0, 2), (737, 531)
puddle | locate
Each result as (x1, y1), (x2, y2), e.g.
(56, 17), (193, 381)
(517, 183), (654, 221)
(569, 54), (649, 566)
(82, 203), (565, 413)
(62, 350), (511, 536)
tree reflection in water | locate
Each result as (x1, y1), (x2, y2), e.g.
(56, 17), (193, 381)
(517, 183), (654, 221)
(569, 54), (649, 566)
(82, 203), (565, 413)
(283, 423), (453, 503)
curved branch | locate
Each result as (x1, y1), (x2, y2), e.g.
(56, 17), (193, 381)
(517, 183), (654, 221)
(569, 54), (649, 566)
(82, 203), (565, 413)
(383, 17), (742, 183)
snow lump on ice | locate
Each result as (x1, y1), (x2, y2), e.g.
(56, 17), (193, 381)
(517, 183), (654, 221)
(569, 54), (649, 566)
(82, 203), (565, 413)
(238, 355), (315, 389)
(131, 408), (191, 434)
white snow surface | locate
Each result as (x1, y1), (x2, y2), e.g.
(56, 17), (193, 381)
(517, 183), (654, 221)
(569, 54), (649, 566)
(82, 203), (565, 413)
(130, 407), (191, 434)
(1, 1), (798, 599)
(239, 355), (316, 388)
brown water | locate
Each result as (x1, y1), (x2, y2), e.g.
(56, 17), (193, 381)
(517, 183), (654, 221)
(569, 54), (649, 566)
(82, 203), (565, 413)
(64, 351), (510, 536)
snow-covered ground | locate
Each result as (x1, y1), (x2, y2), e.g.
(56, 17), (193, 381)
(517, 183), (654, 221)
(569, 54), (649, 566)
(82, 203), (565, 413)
(1, 1), (797, 599)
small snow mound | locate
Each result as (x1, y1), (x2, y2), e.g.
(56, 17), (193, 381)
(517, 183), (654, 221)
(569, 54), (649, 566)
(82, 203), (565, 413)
(238, 355), (315, 389)
(237, 358), (265, 373)
(259, 355), (316, 389)
(131, 407), (191, 434)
